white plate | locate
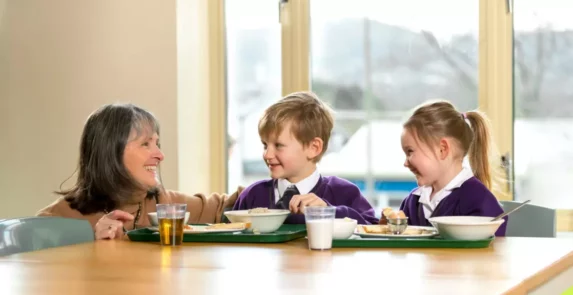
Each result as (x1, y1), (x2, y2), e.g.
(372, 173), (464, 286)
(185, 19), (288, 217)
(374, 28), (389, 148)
(354, 226), (438, 239)
(148, 225), (246, 234)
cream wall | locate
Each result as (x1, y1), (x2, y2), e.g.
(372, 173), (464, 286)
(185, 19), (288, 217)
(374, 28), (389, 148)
(0, 0), (180, 218)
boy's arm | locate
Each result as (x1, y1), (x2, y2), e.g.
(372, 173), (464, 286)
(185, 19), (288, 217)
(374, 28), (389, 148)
(324, 185), (379, 225)
(232, 183), (260, 211)
(223, 186), (244, 211)
(232, 190), (249, 210)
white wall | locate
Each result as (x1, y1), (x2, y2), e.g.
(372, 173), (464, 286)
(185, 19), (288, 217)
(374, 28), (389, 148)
(0, 0), (179, 218)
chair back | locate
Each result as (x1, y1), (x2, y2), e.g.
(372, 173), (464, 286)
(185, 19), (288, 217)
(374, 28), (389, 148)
(0, 217), (94, 256)
(501, 201), (556, 238)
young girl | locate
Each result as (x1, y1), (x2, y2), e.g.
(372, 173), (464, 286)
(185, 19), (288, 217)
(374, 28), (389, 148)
(397, 100), (507, 236)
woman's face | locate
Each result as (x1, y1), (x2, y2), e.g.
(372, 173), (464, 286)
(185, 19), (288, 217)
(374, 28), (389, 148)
(123, 128), (164, 189)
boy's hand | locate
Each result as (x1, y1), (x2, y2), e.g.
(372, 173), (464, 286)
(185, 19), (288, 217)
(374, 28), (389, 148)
(289, 193), (327, 214)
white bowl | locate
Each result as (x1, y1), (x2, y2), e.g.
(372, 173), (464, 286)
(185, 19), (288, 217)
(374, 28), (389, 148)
(224, 209), (290, 233)
(147, 212), (190, 226)
(428, 216), (504, 240)
(332, 218), (358, 239)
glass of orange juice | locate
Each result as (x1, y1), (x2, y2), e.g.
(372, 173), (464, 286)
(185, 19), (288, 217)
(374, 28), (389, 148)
(156, 204), (187, 246)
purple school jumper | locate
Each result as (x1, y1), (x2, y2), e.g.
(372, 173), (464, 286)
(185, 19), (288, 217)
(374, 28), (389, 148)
(400, 177), (507, 236)
(233, 176), (378, 225)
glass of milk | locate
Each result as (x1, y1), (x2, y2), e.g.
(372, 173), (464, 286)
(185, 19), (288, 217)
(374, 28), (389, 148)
(304, 206), (336, 250)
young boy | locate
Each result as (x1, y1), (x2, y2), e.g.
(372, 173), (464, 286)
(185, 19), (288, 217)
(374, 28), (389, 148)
(233, 91), (378, 225)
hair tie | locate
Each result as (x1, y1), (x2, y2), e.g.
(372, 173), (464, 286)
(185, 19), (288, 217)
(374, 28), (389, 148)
(461, 112), (467, 120)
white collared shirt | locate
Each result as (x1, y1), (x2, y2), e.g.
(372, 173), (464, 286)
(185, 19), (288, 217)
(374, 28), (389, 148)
(413, 167), (474, 219)
(274, 169), (321, 203)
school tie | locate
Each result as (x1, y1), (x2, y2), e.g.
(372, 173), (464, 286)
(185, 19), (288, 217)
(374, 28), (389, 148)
(276, 185), (300, 210)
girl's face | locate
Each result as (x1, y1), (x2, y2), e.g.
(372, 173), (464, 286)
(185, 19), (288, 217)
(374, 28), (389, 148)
(401, 129), (442, 187)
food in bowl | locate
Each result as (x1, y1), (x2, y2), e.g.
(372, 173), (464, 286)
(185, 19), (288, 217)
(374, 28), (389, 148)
(382, 207), (393, 216)
(224, 209), (290, 233)
(248, 207), (270, 214)
(388, 210), (406, 219)
(428, 216), (505, 240)
(332, 218), (358, 239)
(379, 207), (391, 224)
(379, 208), (406, 225)
(378, 208), (409, 233)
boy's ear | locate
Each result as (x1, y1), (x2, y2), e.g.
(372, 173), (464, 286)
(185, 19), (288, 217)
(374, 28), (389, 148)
(438, 138), (451, 160)
(306, 137), (324, 160)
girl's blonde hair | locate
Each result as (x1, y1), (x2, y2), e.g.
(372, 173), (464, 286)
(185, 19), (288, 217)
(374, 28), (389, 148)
(404, 100), (494, 189)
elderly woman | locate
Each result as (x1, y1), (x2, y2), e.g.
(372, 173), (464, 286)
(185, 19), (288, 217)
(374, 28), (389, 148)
(37, 103), (239, 239)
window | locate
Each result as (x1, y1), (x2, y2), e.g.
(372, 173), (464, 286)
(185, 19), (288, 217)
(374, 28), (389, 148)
(513, 0), (573, 230)
(221, 0), (572, 231)
(225, 0), (282, 192)
(310, 0), (479, 214)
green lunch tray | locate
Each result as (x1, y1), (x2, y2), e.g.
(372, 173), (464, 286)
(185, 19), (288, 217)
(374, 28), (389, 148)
(332, 235), (494, 249)
(127, 224), (307, 244)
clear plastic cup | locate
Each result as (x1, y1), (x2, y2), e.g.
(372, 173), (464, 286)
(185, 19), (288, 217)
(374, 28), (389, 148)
(156, 204), (187, 246)
(304, 206), (336, 250)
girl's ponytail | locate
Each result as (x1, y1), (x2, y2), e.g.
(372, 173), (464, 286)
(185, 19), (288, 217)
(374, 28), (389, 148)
(465, 111), (493, 189)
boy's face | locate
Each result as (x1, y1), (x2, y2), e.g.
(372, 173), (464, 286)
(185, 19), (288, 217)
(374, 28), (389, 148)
(262, 122), (320, 183)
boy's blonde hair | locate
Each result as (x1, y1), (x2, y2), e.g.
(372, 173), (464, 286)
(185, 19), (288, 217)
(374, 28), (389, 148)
(258, 91), (334, 162)
(404, 100), (495, 190)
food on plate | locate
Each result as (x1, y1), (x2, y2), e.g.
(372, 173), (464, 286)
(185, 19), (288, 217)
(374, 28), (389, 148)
(184, 224), (193, 230)
(248, 207), (270, 214)
(379, 208), (406, 224)
(402, 228), (432, 235)
(205, 223), (249, 230)
(358, 225), (434, 235)
(343, 217), (356, 222)
(361, 224), (388, 234)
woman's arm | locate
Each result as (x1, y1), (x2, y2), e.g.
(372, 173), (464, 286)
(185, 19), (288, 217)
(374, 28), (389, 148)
(161, 187), (243, 224)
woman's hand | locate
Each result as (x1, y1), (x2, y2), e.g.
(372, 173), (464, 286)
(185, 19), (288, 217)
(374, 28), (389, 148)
(94, 210), (134, 240)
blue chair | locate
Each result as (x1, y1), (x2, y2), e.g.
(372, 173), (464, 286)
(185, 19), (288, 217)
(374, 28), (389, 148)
(501, 201), (556, 238)
(0, 217), (94, 256)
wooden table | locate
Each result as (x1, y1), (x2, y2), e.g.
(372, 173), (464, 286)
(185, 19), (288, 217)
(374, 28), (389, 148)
(0, 237), (572, 295)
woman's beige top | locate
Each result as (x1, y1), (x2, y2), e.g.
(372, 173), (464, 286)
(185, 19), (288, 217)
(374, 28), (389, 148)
(36, 188), (243, 230)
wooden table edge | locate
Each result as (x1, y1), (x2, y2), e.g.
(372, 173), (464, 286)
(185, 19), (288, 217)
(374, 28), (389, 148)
(502, 249), (573, 295)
